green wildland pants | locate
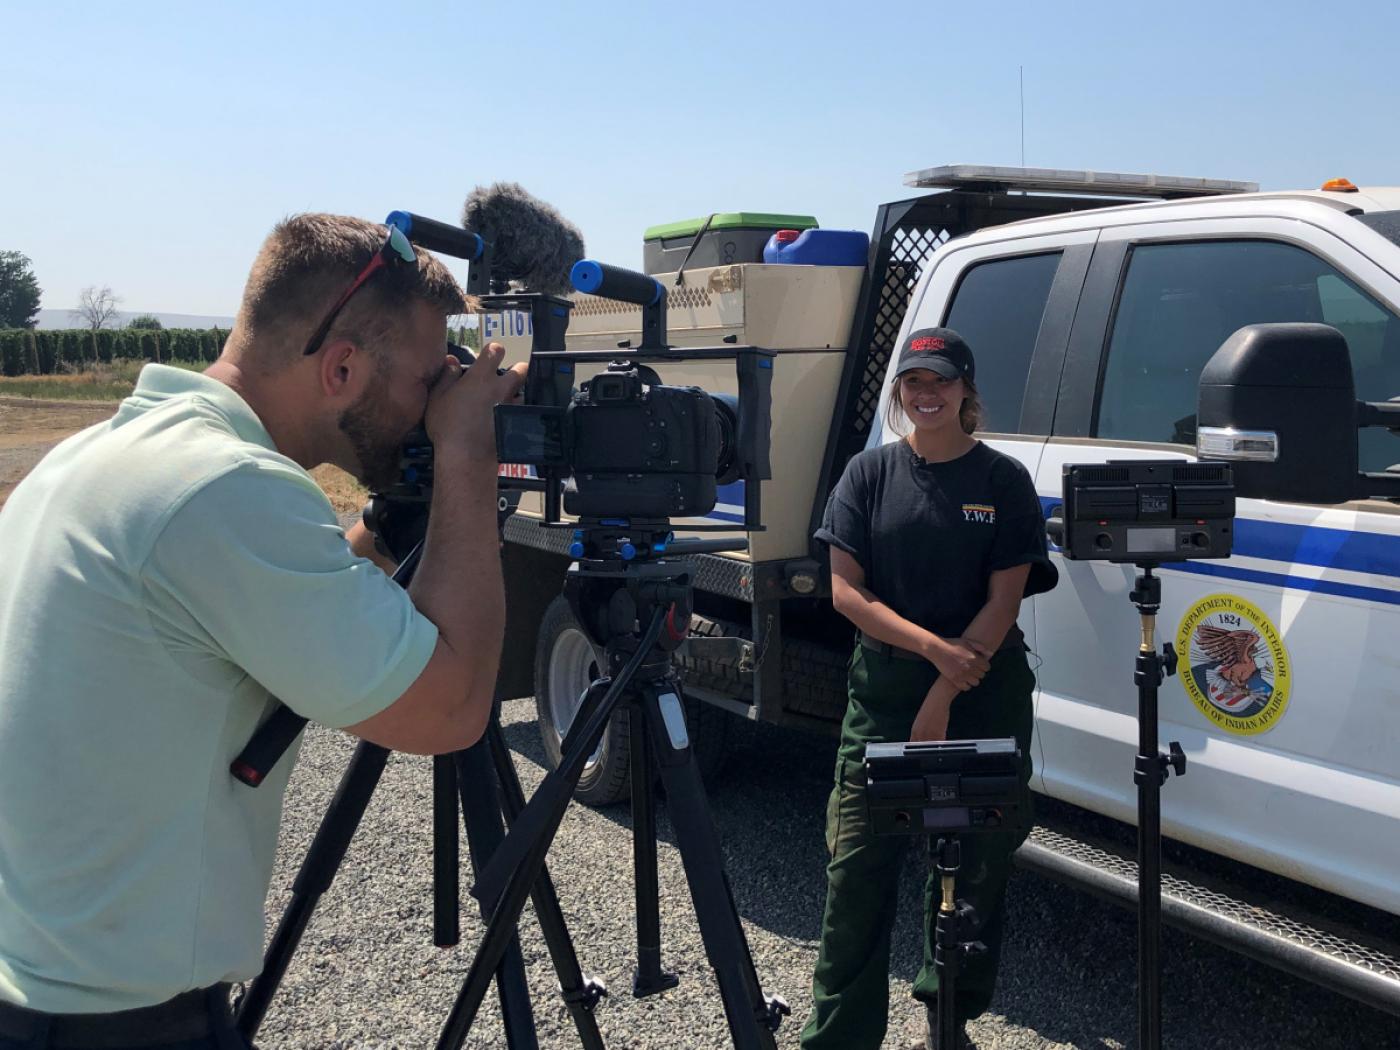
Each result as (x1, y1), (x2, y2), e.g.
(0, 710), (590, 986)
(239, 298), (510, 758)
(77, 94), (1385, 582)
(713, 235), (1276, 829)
(799, 643), (1035, 1050)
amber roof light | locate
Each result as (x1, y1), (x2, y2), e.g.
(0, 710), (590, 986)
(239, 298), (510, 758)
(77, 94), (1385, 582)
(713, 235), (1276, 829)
(1321, 178), (1359, 192)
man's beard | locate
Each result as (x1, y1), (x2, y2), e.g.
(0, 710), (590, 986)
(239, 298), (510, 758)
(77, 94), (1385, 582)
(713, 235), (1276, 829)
(339, 389), (407, 492)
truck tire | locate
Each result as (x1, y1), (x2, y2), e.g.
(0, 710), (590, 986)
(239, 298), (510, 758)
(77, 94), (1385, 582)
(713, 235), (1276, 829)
(781, 639), (849, 721)
(680, 613), (754, 701)
(533, 595), (631, 806)
(533, 600), (735, 805)
(674, 614), (743, 783)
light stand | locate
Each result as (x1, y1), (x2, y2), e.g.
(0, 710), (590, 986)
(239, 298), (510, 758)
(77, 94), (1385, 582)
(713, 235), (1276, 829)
(931, 837), (985, 1049)
(1128, 565), (1187, 1050)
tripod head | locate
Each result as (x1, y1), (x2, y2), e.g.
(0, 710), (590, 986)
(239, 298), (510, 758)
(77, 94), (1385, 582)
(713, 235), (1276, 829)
(561, 515), (748, 677)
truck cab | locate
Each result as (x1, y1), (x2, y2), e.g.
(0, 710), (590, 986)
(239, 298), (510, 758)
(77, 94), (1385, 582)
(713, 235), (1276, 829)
(880, 167), (1400, 916)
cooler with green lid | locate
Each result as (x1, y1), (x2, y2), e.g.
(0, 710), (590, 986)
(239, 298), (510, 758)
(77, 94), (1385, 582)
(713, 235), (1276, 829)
(642, 212), (818, 275)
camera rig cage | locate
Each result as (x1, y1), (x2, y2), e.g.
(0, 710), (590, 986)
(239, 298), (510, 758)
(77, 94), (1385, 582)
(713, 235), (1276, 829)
(360, 214), (775, 568)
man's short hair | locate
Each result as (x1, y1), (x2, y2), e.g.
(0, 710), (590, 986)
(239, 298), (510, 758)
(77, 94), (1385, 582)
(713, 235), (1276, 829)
(234, 213), (468, 365)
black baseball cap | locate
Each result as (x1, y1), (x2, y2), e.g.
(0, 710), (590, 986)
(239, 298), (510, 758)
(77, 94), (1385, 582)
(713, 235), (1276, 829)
(892, 327), (975, 383)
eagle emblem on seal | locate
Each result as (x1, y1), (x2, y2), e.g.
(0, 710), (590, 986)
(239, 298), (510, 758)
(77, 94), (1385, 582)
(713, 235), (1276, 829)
(1191, 624), (1274, 715)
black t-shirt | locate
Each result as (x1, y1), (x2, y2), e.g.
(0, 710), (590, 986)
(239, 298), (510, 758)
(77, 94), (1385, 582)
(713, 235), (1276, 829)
(815, 439), (1057, 647)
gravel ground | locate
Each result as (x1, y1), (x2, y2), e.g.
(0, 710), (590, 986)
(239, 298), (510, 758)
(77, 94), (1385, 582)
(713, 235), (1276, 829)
(249, 702), (1399, 1050)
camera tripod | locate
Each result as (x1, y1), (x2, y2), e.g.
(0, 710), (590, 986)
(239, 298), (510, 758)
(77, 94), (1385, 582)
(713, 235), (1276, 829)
(228, 547), (607, 1050)
(1129, 565), (1187, 1050)
(437, 533), (789, 1050)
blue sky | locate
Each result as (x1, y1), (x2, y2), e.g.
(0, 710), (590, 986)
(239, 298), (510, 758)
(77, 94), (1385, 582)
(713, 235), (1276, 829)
(3, 0), (1398, 317)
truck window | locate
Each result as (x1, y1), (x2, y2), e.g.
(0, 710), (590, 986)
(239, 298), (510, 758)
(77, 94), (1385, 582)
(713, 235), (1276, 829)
(1096, 240), (1400, 471)
(942, 251), (1061, 433)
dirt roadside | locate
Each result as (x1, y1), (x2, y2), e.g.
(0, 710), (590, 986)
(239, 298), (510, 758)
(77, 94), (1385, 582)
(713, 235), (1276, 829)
(0, 398), (365, 513)
(0, 398), (120, 509)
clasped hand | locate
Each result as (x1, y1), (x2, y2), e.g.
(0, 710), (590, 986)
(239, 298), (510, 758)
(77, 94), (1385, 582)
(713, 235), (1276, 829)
(926, 635), (993, 691)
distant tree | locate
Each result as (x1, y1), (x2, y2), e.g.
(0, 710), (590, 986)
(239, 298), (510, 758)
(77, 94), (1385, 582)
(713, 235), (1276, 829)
(72, 285), (123, 331)
(127, 314), (163, 330)
(61, 329), (85, 367)
(0, 251), (42, 328)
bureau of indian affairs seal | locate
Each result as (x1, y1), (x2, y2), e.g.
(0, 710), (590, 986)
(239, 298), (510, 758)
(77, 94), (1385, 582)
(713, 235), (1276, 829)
(1175, 593), (1291, 736)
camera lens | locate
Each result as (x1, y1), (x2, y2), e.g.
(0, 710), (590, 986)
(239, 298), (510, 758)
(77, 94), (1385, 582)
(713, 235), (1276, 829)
(712, 394), (740, 485)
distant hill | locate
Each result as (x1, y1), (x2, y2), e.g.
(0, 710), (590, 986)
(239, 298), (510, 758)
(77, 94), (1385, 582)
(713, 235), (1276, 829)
(35, 309), (236, 331)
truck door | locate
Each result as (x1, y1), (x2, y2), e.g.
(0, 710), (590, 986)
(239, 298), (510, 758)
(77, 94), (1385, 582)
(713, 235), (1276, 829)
(876, 230), (1097, 777)
(1034, 215), (1400, 912)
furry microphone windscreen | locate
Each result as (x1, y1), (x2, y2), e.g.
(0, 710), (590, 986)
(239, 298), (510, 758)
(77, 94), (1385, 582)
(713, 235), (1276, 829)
(462, 183), (585, 296)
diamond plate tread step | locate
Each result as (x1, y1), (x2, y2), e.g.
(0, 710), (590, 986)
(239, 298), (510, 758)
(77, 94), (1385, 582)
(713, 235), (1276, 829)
(1014, 814), (1400, 1016)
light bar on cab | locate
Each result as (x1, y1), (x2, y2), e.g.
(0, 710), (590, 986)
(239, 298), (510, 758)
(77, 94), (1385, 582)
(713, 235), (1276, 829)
(904, 164), (1258, 198)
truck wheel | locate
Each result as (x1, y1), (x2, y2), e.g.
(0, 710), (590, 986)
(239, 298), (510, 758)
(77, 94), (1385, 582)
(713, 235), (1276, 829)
(533, 595), (631, 806)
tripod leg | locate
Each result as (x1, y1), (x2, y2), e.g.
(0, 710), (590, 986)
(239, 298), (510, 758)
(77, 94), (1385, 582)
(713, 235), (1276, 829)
(630, 701), (677, 997)
(434, 755), (460, 947)
(434, 694), (622, 1050)
(643, 684), (784, 1050)
(454, 742), (539, 1050)
(437, 614), (666, 1050)
(486, 719), (609, 1050)
(236, 740), (391, 1040)
(474, 678), (615, 912)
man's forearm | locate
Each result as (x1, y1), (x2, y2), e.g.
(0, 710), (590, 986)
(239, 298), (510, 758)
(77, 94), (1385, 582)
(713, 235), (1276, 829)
(408, 454), (504, 711)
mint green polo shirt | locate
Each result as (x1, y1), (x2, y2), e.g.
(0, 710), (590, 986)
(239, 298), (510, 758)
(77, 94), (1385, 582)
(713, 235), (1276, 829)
(0, 365), (438, 1012)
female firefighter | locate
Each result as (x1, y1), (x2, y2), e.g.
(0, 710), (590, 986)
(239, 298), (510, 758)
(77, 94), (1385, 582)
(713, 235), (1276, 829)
(800, 327), (1057, 1050)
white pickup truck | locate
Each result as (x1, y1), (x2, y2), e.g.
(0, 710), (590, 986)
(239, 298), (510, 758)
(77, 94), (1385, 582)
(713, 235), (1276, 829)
(489, 165), (1400, 1015)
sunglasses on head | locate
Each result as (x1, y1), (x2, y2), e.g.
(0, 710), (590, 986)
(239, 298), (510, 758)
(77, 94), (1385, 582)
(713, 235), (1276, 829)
(301, 224), (417, 357)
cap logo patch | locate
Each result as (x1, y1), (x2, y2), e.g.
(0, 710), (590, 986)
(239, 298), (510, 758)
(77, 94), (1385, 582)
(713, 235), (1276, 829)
(910, 336), (946, 352)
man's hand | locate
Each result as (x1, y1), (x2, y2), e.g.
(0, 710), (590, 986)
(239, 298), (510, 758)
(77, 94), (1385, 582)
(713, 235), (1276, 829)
(423, 342), (527, 464)
(923, 634), (992, 691)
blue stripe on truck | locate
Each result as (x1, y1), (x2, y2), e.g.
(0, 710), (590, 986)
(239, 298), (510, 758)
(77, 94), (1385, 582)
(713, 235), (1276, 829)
(1170, 560), (1400, 606)
(1232, 517), (1400, 578)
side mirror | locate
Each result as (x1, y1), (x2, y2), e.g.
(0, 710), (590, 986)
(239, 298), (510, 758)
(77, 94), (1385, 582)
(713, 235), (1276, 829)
(1197, 323), (1359, 503)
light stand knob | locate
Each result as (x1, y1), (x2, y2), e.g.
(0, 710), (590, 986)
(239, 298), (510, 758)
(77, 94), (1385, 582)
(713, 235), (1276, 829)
(1166, 741), (1187, 778)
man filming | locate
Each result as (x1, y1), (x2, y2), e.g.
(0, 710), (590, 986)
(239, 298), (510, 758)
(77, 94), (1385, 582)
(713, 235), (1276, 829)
(0, 214), (524, 1049)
